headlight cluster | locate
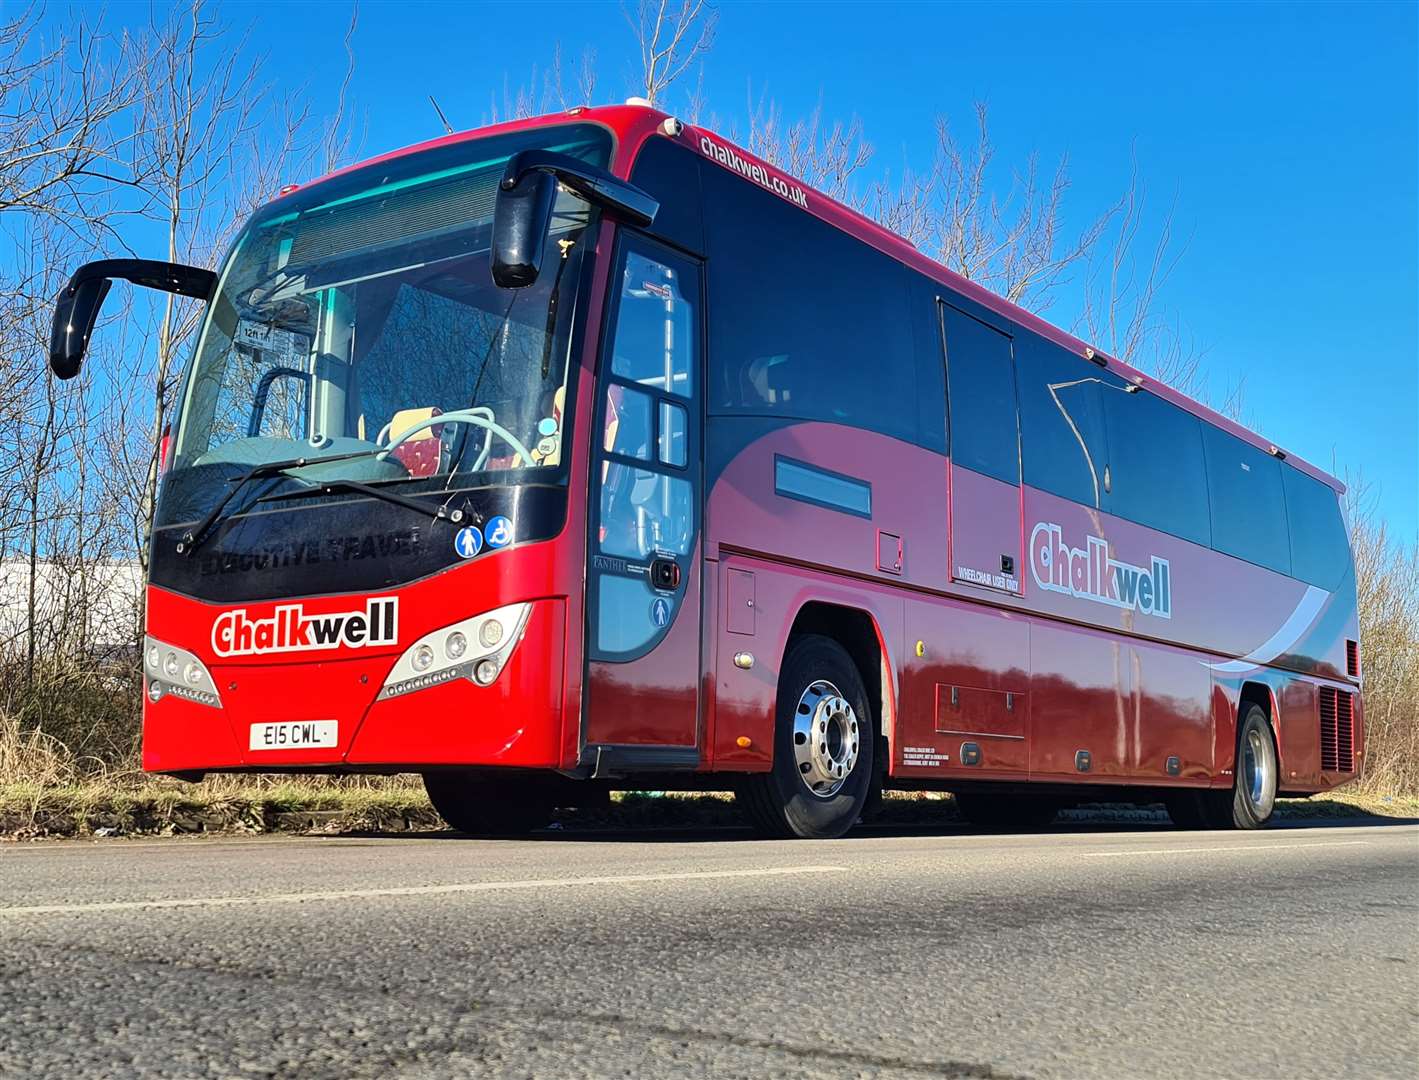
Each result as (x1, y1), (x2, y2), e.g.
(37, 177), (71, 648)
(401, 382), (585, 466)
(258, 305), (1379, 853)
(377, 603), (531, 700)
(142, 636), (222, 708)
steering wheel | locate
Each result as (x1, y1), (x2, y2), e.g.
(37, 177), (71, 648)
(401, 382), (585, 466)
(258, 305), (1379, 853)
(379, 408), (535, 469)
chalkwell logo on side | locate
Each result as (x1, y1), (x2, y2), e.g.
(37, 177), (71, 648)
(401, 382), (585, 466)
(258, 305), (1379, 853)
(1029, 522), (1172, 619)
(698, 135), (809, 208)
(211, 597), (399, 657)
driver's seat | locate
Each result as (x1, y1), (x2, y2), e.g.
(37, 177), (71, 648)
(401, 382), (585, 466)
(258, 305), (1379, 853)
(386, 407), (443, 477)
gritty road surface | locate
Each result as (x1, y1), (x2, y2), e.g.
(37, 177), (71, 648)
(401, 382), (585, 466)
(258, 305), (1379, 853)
(2, 819), (1416, 1079)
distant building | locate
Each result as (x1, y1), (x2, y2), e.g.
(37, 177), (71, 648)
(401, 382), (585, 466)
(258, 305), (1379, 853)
(0, 559), (143, 660)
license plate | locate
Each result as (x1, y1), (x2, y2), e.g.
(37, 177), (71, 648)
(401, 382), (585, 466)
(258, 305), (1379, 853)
(248, 721), (338, 751)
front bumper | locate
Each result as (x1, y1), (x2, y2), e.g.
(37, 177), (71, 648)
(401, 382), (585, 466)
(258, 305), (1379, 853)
(141, 597), (567, 773)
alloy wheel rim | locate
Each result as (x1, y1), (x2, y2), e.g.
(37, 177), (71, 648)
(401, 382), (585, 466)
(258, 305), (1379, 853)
(792, 679), (859, 799)
(1243, 726), (1273, 813)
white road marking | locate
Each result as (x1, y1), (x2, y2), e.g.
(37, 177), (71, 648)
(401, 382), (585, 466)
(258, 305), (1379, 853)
(1083, 840), (1372, 858)
(0, 865), (846, 917)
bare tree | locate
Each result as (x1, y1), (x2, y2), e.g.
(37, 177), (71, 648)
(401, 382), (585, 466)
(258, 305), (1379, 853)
(742, 94), (875, 205)
(0, 6), (149, 243)
(1074, 157), (1245, 417)
(914, 105), (1112, 312)
(107, 0), (359, 567)
(1345, 475), (1419, 795)
(625, 0), (716, 106)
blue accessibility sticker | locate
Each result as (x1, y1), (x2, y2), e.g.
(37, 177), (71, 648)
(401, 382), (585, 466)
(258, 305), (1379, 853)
(485, 515), (513, 549)
(650, 597), (671, 628)
(453, 525), (483, 559)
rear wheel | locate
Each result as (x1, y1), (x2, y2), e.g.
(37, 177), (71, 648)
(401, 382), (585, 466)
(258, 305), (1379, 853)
(736, 635), (876, 840)
(1165, 704), (1277, 830)
(422, 771), (555, 836)
(954, 792), (1060, 831)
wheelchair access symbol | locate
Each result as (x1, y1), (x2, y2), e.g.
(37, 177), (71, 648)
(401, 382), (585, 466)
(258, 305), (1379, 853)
(485, 515), (513, 549)
(453, 526), (483, 559)
(650, 597), (671, 628)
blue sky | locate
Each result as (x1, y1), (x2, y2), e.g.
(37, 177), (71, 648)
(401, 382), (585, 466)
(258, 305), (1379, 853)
(93, 0), (1419, 536)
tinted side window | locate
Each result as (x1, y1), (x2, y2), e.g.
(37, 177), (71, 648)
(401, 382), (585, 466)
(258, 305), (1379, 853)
(1103, 389), (1211, 546)
(703, 166), (934, 448)
(1016, 338), (1111, 507)
(941, 302), (1018, 483)
(628, 137), (704, 254)
(1202, 425), (1291, 574)
(1284, 468), (1349, 590)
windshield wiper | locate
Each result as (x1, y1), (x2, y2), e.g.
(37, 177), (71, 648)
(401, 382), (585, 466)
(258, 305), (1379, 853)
(292, 478), (466, 525)
(178, 449), (383, 556)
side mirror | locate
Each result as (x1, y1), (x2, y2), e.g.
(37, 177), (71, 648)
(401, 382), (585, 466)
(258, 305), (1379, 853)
(491, 150), (659, 289)
(491, 168), (558, 289)
(47, 258), (217, 380)
(50, 276), (112, 380)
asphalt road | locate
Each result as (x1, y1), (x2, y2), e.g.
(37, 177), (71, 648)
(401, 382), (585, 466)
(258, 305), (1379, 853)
(1, 820), (1416, 1080)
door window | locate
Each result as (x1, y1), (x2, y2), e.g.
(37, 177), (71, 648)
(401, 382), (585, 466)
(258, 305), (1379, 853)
(591, 238), (701, 660)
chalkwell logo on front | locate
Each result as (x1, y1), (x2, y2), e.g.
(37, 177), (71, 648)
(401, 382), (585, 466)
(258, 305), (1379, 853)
(211, 598), (399, 657)
(1029, 522), (1172, 619)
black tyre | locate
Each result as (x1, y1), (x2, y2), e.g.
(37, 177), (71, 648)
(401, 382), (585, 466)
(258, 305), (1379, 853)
(954, 792), (1060, 831)
(736, 635), (876, 840)
(1165, 704), (1277, 830)
(422, 771), (554, 836)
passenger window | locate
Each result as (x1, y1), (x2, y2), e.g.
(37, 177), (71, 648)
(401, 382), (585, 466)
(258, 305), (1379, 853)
(1284, 467), (1349, 590)
(703, 165), (936, 449)
(1202, 426), (1291, 574)
(1103, 389), (1211, 546)
(942, 303), (1019, 484)
(1016, 339), (1112, 507)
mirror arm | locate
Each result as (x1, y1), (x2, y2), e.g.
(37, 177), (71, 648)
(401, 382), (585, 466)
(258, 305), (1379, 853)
(500, 150), (658, 228)
(59, 258), (217, 302)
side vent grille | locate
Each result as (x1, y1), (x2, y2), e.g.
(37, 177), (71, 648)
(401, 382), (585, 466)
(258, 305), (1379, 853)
(1319, 687), (1355, 773)
(1337, 692), (1355, 772)
(1346, 639), (1360, 677)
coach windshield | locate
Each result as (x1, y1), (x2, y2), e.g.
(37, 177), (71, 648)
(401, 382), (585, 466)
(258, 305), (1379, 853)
(154, 124), (610, 532)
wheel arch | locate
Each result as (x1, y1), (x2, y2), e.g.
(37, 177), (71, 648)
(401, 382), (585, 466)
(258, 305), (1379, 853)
(1237, 680), (1282, 772)
(786, 601), (894, 768)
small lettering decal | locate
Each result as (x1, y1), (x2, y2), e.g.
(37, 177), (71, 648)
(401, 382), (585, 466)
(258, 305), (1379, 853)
(1029, 522), (1172, 619)
(213, 598), (399, 657)
(902, 745), (950, 767)
(197, 529), (420, 576)
(955, 565), (1020, 592)
(698, 135), (809, 208)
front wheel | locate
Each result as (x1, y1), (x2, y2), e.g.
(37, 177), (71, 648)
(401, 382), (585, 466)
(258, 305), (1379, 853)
(423, 771), (555, 836)
(736, 635), (876, 839)
(1165, 704), (1277, 830)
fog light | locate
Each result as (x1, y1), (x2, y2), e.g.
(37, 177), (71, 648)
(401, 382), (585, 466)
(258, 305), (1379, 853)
(479, 619), (503, 649)
(147, 680), (165, 702)
(163, 651), (180, 677)
(445, 631), (467, 660)
(412, 644), (435, 672)
(474, 658), (499, 685)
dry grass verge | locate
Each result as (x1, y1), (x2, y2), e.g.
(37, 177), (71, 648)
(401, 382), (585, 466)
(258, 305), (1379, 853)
(2, 781), (1413, 841)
